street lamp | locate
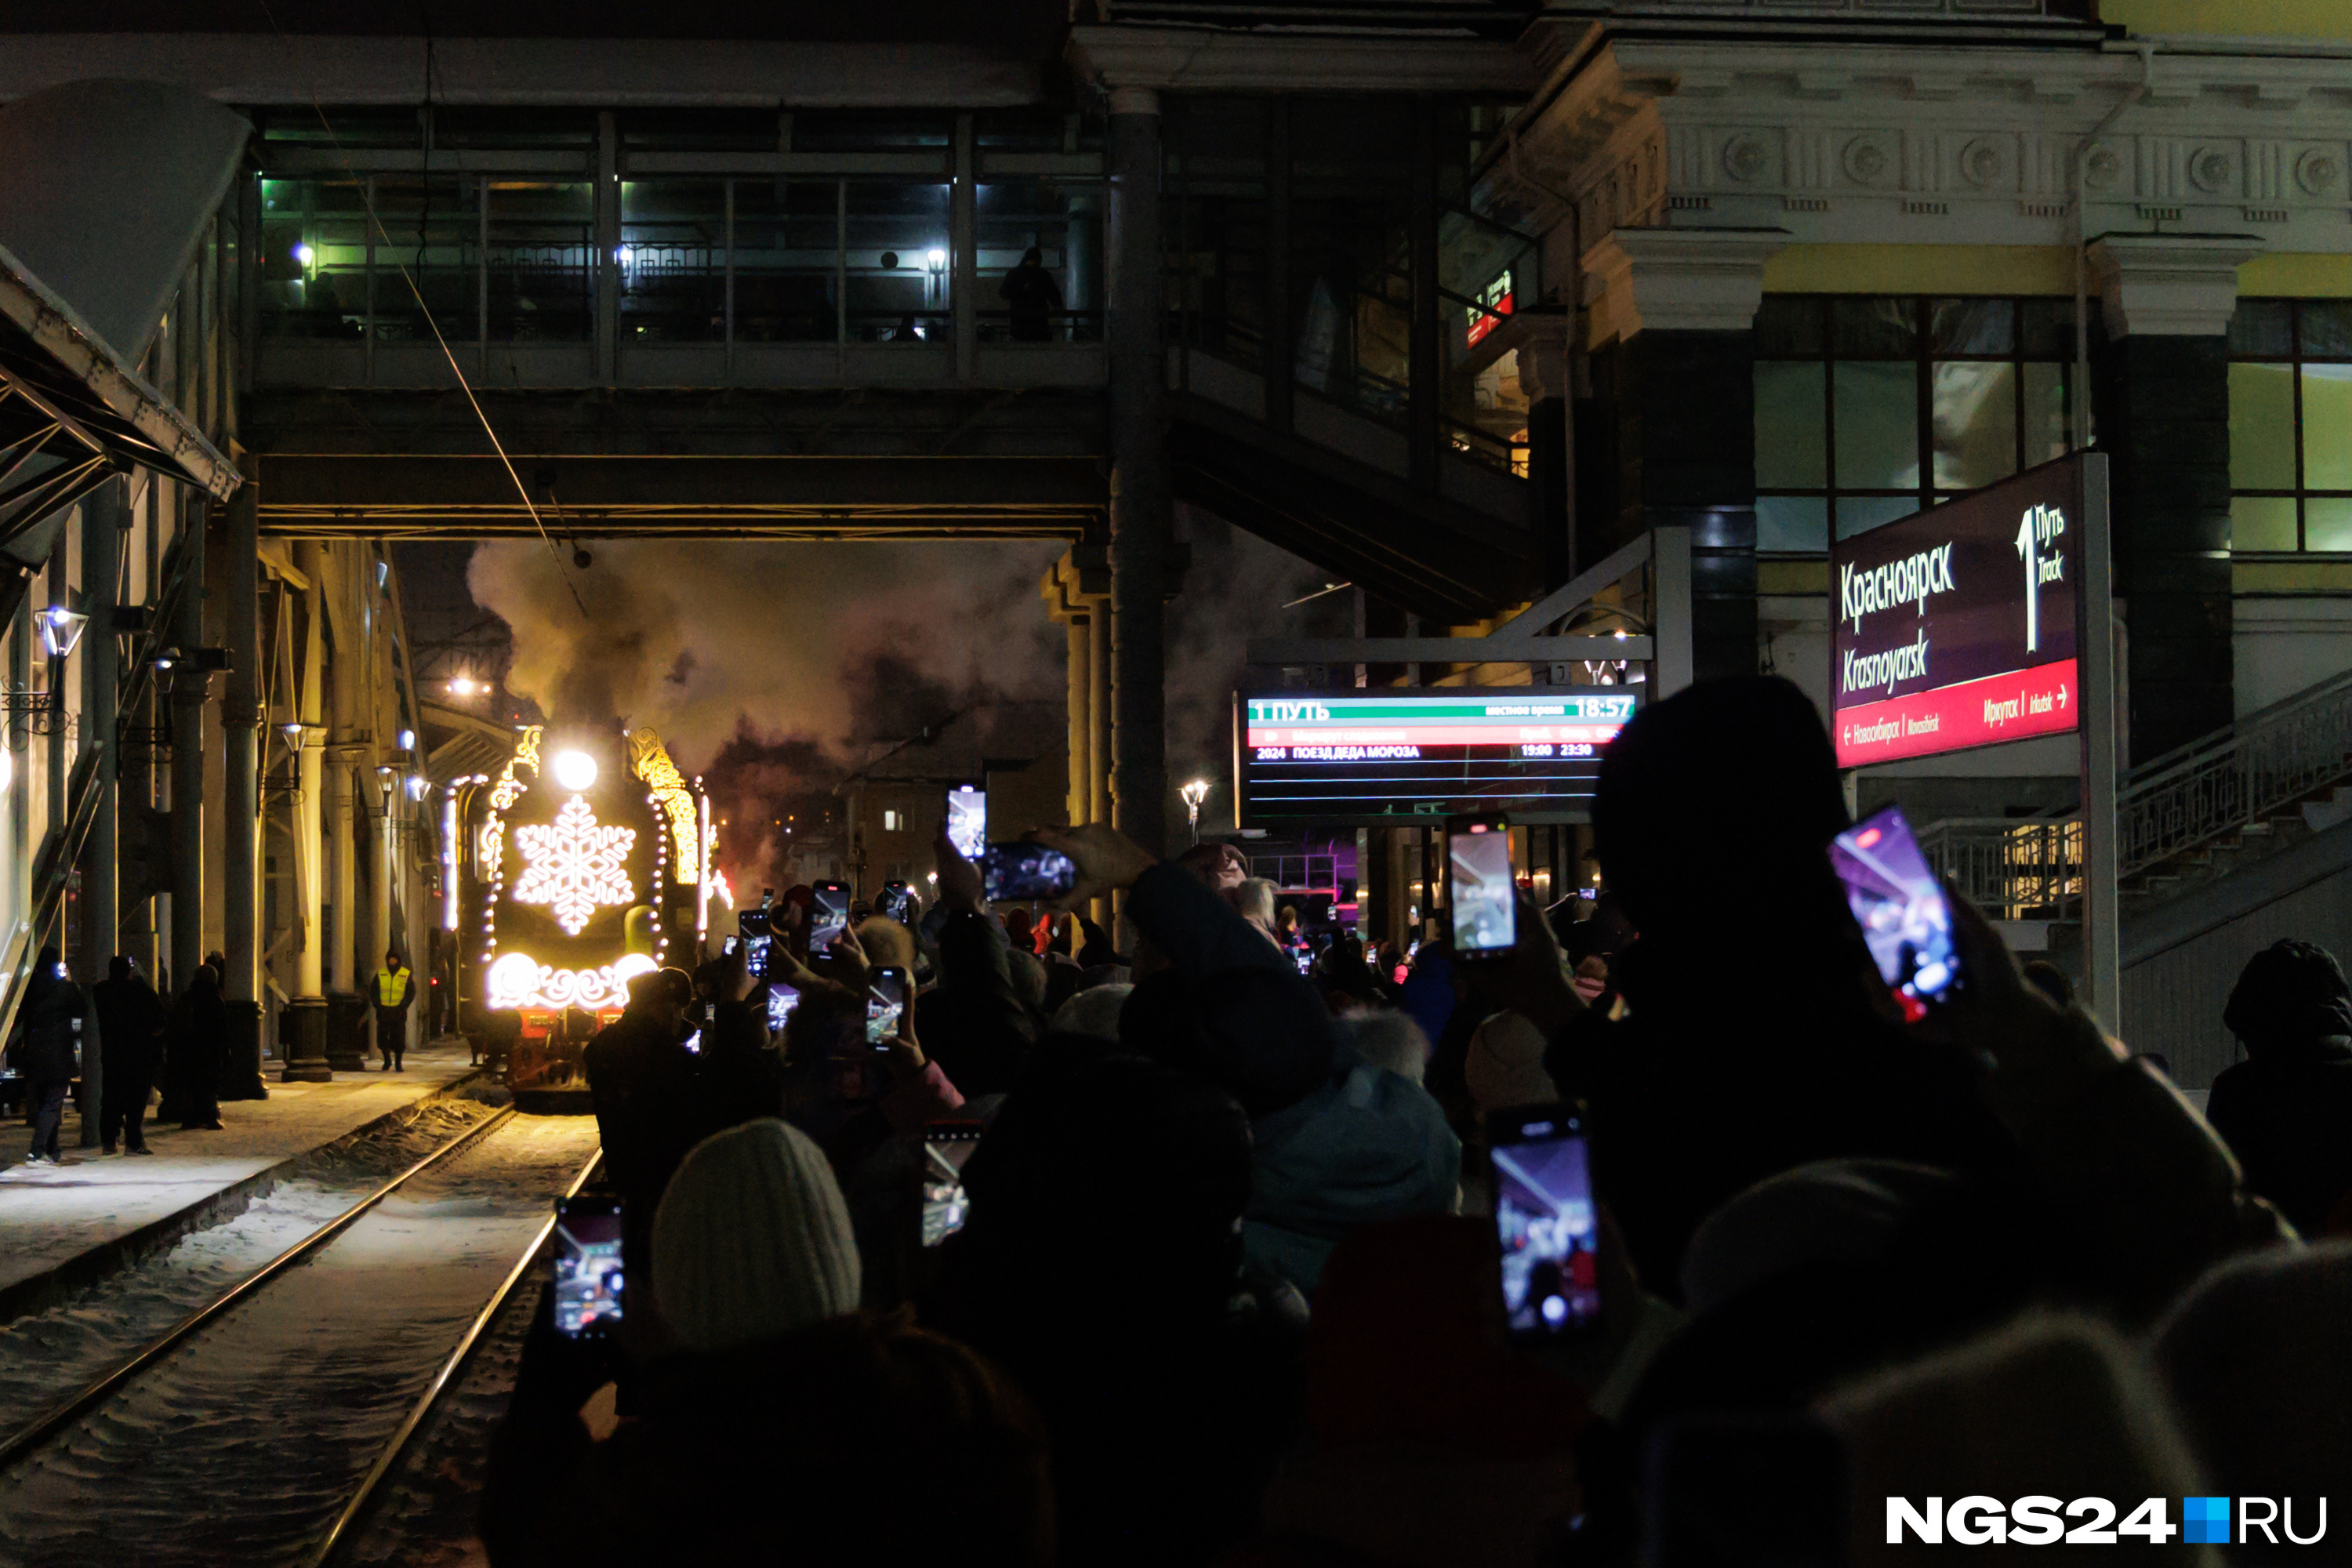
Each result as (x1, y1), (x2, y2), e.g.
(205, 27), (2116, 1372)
(35, 606), (87, 659)
(1180, 779), (1210, 844)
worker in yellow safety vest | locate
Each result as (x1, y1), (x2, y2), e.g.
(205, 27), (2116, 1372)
(372, 949), (415, 1072)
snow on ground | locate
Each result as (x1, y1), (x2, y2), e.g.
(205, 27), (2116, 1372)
(0, 1044), (483, 1297)
(0, 1101), (501, 1433)
(0, 1112), (601, 1568)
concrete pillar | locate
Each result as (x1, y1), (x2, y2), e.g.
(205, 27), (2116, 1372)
(1519, 314), (1577, 589)
(168, 506), (208, 993)
(282, 552), (329, 1080)
(325, 760), (365, 1069)
(1107, 89), (1172, 879)
(2088, 236), (2261, 764)
(74, 485), (122, 1145)
(1581, 227), (1788, 683)
(1408, 99), (1439, 492)
(220, 463), (265, 1098)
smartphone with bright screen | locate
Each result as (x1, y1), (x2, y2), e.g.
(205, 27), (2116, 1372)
(736, 908), (772, 981)
(766, 981), (800, 1034)
(921, 1120), (984, 1247)
(980, 842), (1076, 903)
(1448, 815), (1517, 958)
(811, 882), (850, 951)
(552, 1195), (626, 1338)
(1829, 804), (1962, 1023)
(946, 786), (987, 862)
(866, 967), (908, 1048)
(1490, 1105), (1601, 1340)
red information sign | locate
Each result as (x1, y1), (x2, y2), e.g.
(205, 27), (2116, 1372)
(1831, 457), (2085, 769)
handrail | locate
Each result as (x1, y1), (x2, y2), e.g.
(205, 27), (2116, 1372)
(0, 517), (204, 1045)
(1921, 662), (2352, 919)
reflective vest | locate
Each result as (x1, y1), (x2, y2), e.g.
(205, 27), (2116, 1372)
(374, 967), (412, 1008)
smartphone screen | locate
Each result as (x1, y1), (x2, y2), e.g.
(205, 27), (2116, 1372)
(876, 882), (916, 924)
(811, 882), (850, 952)
(1829, 804), (1962, 1023)
(866, 966), (908, 1048)
(1448, 815), (1518, 958)
(946, 786), (987, 862)
(737, 908), (772, 982)
(921, 1120), (984, 1247)
(980, 842), (1076, 903)
(766, 981), (800, 1034)
(552, 1195), (626, 1338)
(1490, 1105), (1601, 1340)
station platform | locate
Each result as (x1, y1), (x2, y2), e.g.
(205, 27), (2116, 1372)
(0, 1040), (488, 1320)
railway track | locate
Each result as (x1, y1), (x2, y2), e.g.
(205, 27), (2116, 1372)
(0, 1104), (602, 1566)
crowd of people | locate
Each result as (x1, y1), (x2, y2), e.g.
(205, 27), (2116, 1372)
(4, 942), (430, 1160)
(473, 674), (2352, 1566)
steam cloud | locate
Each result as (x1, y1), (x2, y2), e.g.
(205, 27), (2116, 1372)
(466, 521), (1338, 881)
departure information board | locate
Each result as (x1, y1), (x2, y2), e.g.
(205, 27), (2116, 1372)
(1236, 688), (1639, 826)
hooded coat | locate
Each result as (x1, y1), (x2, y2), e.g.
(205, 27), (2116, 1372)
(2207, 939), (2352, 1234)
(9, 946), (83, 1082)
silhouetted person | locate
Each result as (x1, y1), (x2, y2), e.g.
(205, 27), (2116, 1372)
(888, 313), (924, 343)
(2206, 938), (2352, 1234)
(373, 947), (415, 1071)
(93, 955), (166, 1155)
(584, 967), (701, 1294)
(9, 946), (83, 1165)
(1541, 677), (2013, 1297)
(1000, 245), (1062, 342)
(164, 958), (226, 1130)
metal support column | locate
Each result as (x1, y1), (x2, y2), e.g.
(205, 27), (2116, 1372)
(1107, 89), (1172, 883)
(2078, 453), (2120, 1026)
(220, 461), (265, 1098)
(953, 113), (977, 383)
(74, 483), (122, 1145)
(1263, 100), (1293, 436)
(1408, 98), (1439, 492)
(168, 510), (208, 993)
(595, 111), (619, 387)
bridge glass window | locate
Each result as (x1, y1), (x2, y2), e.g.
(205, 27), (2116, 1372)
(257, 178), (371, 339)
(978, 179), (1102, 343)
(844, 182), (953, 343)
(2232, 299), (2352, 554)
(619, 180), (725, 343)
(1752, 294), (2078, 554)
(485, 180), (594, 343)
(732, 180), (843, 343)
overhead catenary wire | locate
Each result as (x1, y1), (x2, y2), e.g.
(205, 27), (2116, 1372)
(251, 2), (591, 621)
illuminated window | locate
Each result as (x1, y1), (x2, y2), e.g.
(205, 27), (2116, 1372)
(1752, 296), (2079, 554)
(882, 808), (902, 831)
(2228, 299), (2352, 553)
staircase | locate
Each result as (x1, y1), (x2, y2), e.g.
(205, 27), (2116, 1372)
(1166, 343), (1544, 625)
(0, 526), (198, 1042)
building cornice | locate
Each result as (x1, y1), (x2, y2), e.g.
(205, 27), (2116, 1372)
(1065, 24), (1533, 94)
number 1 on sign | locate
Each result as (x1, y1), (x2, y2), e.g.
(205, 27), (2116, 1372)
(2016, 513), (2040, 654)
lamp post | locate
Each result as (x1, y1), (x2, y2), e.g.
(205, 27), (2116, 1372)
(1180, 778), (1210, 844)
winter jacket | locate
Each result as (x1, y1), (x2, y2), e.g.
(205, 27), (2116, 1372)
(2205, 1036), (2352, 1236)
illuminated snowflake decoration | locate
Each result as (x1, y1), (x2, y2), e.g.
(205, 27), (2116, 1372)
(511, 795), (637, 935)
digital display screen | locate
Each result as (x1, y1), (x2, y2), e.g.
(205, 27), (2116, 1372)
(1236, 689), (1637, 827)
(811, 885), (849, 952)
(767, 982), (800, 1033)
(1491, 1111), (1600, 1340)
(866, 971), (906, 1046)
(553, 1201), (625, 1336)
(1830, 804), (1962, 1022)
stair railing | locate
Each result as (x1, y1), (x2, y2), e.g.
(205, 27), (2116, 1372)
(1920, 663), (2352, 920)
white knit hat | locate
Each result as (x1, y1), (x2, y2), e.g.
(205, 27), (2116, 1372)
(652, 1118), (862, 1351)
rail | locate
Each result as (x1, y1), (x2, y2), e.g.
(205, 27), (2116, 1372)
(1920, 664), (2352, 918)
(309, 1145), (605, 1567)
(0, 1105), (518, 1473)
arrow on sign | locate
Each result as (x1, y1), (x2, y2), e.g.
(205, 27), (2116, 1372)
(2058, 682), (2069, 708)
